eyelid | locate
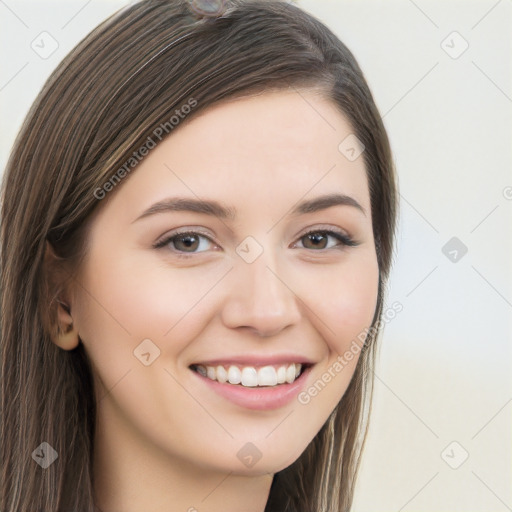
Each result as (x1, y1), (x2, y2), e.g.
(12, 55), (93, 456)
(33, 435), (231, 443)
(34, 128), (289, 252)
(292, 226), (358, 249)
(154, 224), (359, 254)
(153, 227), (219, 251)
(294, 224), (354, 241)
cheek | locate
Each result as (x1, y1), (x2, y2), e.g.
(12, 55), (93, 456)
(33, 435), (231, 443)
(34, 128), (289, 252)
(290, 253), (378, 433)
(297, 252), (380, 353)
(73, 254), (231, 360)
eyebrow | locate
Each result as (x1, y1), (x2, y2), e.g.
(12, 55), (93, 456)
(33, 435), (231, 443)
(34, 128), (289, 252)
(132, 193), (366, 223)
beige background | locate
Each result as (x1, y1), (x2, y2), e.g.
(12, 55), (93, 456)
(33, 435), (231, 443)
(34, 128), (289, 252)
(1, 1), (511, 510)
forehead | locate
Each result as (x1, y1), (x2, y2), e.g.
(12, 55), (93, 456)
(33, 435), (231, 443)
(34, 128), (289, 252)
(99, 89), (370, 220)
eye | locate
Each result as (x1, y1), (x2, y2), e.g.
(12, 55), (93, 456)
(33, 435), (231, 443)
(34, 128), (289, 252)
(153, 227), (358, 257)
(154, 230), (217, 255)
(294, 229), (357, 250)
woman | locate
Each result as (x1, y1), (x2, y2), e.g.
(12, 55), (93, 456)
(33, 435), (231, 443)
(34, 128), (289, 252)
(0, 1), (398, 511)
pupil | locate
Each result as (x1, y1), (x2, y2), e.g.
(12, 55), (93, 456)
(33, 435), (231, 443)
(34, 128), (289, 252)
(177, 234), (198, 251)
(306, 233), (326, 249)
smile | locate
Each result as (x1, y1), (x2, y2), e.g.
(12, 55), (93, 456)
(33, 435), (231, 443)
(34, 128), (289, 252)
(191, 363), (305, 387)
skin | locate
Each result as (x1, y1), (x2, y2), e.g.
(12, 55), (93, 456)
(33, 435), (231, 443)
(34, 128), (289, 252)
(51, 89), (379, 512)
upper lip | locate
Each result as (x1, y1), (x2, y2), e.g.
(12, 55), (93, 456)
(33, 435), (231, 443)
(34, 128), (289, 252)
(190, 354), (316, 367)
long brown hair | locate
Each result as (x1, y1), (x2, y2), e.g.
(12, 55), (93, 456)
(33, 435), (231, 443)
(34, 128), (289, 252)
(0, 1), (398, 511)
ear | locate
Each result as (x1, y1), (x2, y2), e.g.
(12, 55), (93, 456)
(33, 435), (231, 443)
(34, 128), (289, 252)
(43, 240), (80, 350)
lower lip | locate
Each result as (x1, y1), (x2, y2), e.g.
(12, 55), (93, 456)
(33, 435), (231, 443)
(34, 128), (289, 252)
(191, 366), (312, 411)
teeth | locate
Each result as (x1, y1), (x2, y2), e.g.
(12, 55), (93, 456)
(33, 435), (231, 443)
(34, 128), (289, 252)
(227, 365), (241, 384)
(285, 364), (296, 384)
(216, 365), (228, 383)
(258, 366), (277, 386)
(194, 363), (303, 387)
(241, 367), (258, 387)
(196, 365), (207, 377)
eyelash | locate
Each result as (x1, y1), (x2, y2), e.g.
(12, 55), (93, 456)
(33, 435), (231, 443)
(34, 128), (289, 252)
(153, 228), (358, 258)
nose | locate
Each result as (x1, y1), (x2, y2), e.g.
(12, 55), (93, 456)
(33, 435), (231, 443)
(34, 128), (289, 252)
(220, 252), (302, 337)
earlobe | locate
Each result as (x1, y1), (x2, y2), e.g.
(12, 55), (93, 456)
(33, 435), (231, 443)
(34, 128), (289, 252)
(53, 300), (80, 350)
(44, 240), (80, 350)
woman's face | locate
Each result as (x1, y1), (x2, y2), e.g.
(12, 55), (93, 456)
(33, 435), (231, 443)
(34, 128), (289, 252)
(71, 89), (379, 475)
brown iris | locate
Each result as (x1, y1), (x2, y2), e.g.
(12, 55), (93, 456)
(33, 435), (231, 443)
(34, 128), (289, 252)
(301, 232), (329, 250)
